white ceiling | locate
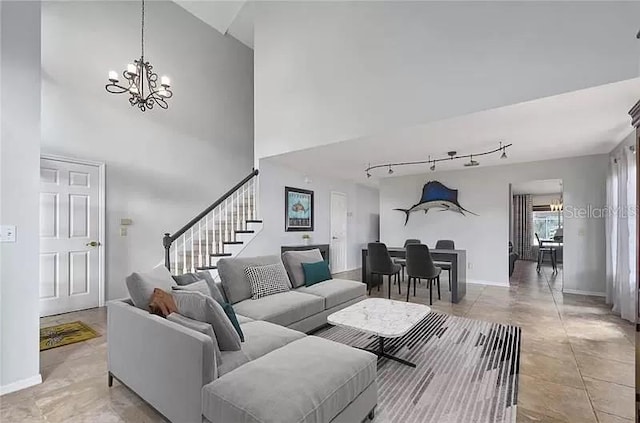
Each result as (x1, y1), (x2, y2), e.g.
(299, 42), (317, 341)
(512, 180), (562, 195)
(173, 1), (254, 49)
(267, 78), (640, 185)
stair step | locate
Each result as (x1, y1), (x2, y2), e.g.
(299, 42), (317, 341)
(195, 266), (218, 271)
(235, 230), (255, 234)
(223, 241), (243, 245)
(210, 253), (232, 257)
(246, 220), (263, 223)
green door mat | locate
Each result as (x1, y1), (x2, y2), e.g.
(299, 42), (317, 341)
(40, 321), (99, 351)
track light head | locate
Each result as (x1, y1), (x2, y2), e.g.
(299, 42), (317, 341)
(500, 149), (507, 159)
(388, 166), (394, 175)
(430, 162), (436, 171)
(464, 155), (479, 167)
(366, 171), (371, 178)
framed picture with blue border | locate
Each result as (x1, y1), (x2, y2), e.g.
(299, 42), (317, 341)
(285, 186), (314, 232)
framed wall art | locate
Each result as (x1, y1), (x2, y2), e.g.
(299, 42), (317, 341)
(285, 186), (314, 231)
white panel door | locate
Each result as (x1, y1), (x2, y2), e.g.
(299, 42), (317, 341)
(39, 158), (102, 316)
(330, 192), (348, 273)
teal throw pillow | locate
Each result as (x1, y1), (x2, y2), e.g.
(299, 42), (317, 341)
(221, 302), (244, 342)
(302, 261), (332, 286)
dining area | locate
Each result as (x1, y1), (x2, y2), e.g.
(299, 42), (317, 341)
(361, 240), (467, 305)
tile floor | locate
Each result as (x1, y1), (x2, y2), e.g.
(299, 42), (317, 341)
(0, 260), (634, 422)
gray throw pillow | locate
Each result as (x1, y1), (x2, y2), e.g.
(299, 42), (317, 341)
(172, 279), (211, 297)
(167, 312), (222, 371)
(282, 249), (325, 288)
(125, 266), (176, 310)
(172, 290), (241, 351)
(172, 273), (200, 286)
(196, 271), (227, 304)
(245, 262), (291, 300)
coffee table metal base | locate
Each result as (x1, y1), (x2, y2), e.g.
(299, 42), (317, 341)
(358, 336), (415, 368)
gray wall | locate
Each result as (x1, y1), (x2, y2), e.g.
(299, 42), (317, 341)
(0, 1), (42, 393)
(380, 155), (608, 294)
(41, 1), (254, 300)
(240, 158), (380, 271)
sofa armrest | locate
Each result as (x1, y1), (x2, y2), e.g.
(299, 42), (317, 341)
(107, 300), (214, 423)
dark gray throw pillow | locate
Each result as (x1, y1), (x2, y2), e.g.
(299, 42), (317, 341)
(172, 290), (241, 351)
(172, 272), (200, 286)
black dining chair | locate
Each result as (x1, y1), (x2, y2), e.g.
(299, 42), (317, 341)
(434, 239), (454, 291)
(406, 244), (441, 305)
(535, 233), (557, 273)
(368, 242), (402, 298)
(395, 239), (421, 281)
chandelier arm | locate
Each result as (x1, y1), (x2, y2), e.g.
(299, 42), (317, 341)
(365, 143), (512, 172)
(105, 83), (132, 94)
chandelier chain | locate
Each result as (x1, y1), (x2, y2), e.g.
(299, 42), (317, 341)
(141, 0), (145, 59)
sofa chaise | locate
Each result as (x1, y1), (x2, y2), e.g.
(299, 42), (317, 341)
(108, 251), (377, 423)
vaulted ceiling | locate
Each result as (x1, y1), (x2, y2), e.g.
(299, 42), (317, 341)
(173, 1), (254, 48)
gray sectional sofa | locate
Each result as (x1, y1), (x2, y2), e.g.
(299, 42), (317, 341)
(108, 252), (377, 423)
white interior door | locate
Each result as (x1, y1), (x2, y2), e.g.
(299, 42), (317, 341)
(330, 191), (348, 273)
(39, 157), (103, 316)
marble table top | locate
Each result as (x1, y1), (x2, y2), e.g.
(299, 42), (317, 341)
(327, 298), (431, 339)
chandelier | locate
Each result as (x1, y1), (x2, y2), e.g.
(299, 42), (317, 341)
(105, 0), (172, 111)
(365, 142), (512, 178)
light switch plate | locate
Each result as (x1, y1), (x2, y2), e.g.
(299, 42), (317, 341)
(0, 225), (16, 242)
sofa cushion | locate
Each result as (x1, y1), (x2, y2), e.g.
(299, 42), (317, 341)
(218, 321), (306, 376)
(172, 290), (241, 351)
(125, 266), (176, 310)
(236, 314), (253, 324)
(202, 336), (377, 423)
(296, 279), (366, 309)
(282, 249), (324, 288)
(233, 291), (324, 327)
(218, 256), (284, 304)
(245, 263), (291, 300)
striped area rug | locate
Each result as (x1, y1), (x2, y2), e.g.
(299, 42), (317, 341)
(316, 312), (520, 423)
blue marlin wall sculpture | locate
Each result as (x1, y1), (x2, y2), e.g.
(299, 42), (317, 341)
(395, 181), (477, 225)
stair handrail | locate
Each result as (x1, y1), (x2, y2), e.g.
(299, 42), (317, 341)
(163, 168), (259, 270)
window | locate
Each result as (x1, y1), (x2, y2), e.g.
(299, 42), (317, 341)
(533, 211), (562, 244)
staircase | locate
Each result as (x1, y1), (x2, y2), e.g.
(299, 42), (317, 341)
(163, 169), (262, 278)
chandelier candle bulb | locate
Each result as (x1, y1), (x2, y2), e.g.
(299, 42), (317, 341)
(127, 63), (137, 74)
(161, 76), (170, 86)
(108, 71), (118, 82)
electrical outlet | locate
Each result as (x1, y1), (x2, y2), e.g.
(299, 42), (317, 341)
(120, 227), (127, 237)
(0, 225), (16, 243)
(468, 262), (473, 270)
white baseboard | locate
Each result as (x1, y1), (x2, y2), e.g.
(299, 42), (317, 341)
(562, 289), (606, 297)
(466, 279), (509, 287)
(1, 374), (42, 396)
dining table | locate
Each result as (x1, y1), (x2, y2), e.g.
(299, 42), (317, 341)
(361, 247), (467, 303)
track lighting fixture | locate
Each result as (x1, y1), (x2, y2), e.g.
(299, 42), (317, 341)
(365, 142), (511, 177)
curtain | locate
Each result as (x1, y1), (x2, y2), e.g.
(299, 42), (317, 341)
(513, 194), (534, 261)
(606, 146), (637, 323)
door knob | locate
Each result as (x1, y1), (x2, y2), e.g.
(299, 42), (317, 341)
(86, 241), (101, 247)
(332, 236), (338, 240)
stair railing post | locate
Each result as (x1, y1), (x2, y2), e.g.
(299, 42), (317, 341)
(163, 233), (172, 271)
